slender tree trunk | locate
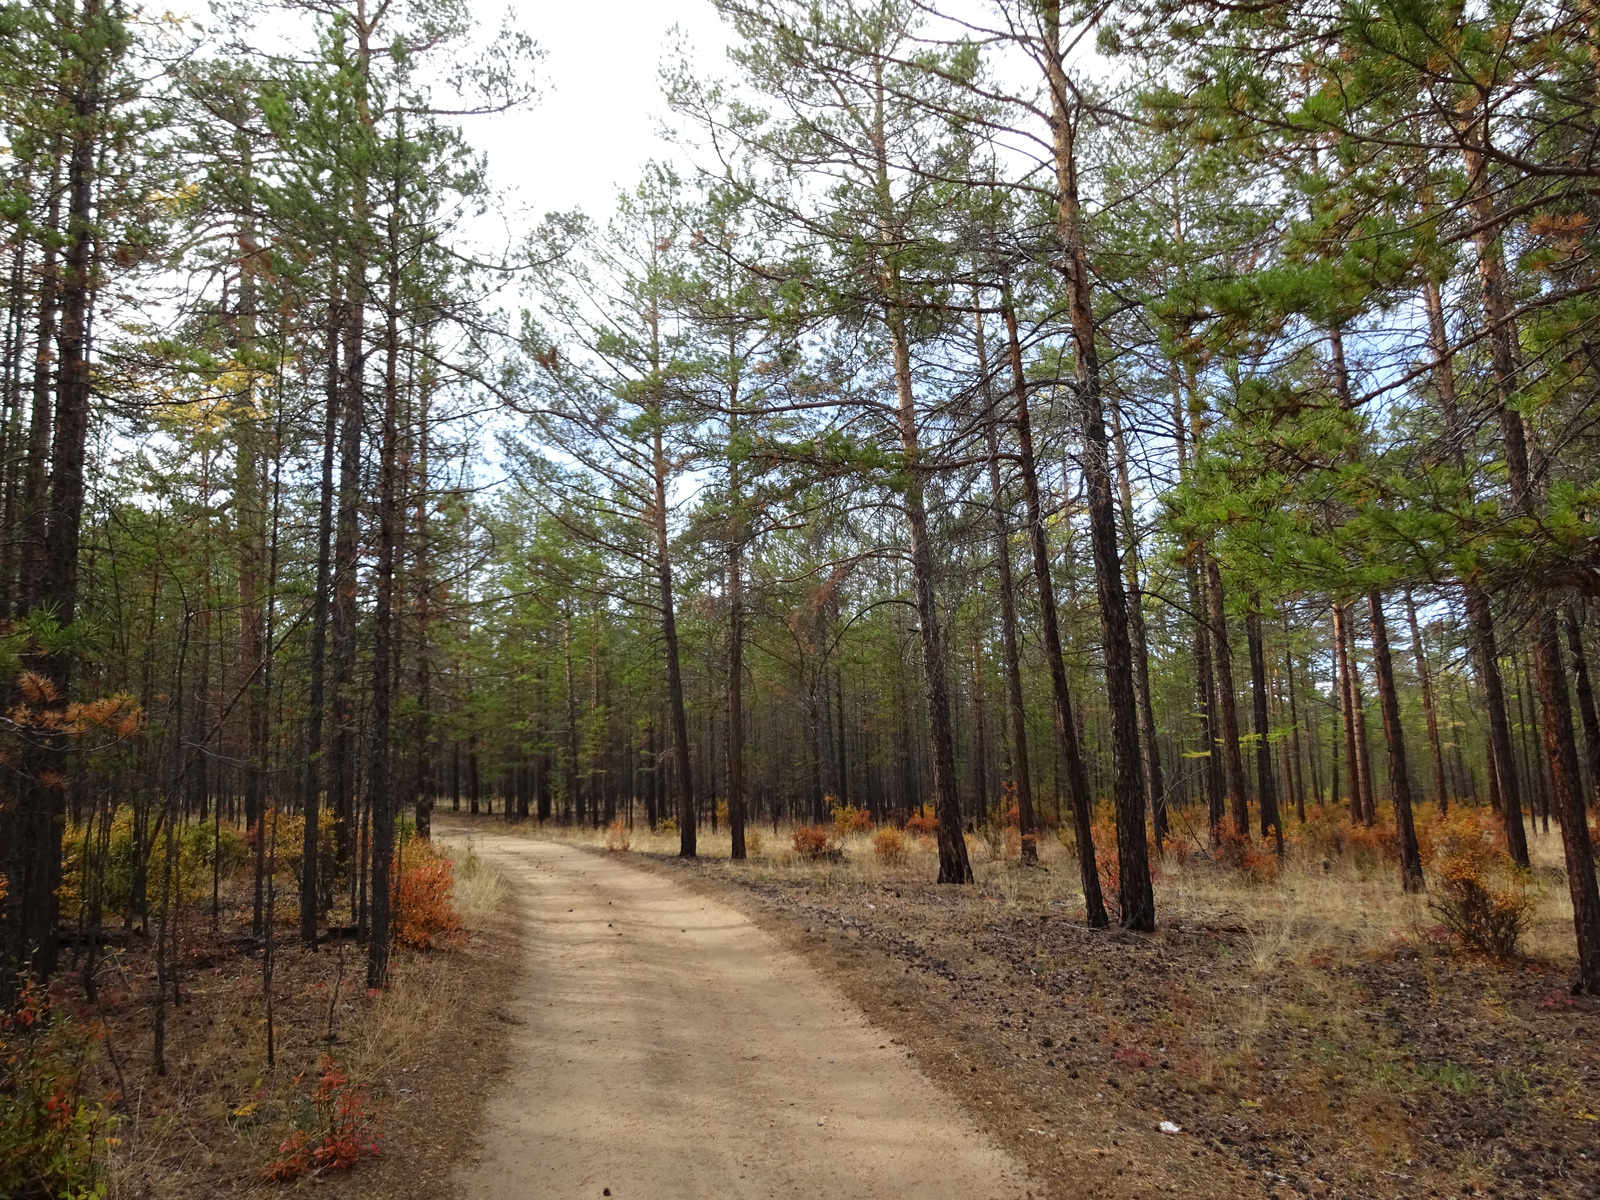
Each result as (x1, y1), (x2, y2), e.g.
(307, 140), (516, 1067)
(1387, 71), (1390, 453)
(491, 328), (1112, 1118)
(18, 154), (61, 619)
(1333, 605), (1361, 822)
(727, 463), (746, 860)
(10, 15), (104, 983)
(1206, 557), (1250, 836)
(1004, 303), (1103, 921)
(412, 371), (435, 840)
(1564, 603), (1600, 809)
(1403, 588), (1450, 813)
(654, 417), (697, 858)
(1246, 600), (1283, 853)
(887, 305), (970, 882)
(1041, 4), (1151, 926)
(366, 198), (403, 990)
(969, 630), (989, 826)
(1349, 620), (1378, 826)
(975, 302), (1036, 862)
(330, 270), (363, 878)
(564, 617), (579, 823)
(1464, 126), (1600, 980)
(1529, 610), (1600, 989)
(1284, 640), (1307, 822)
(1368, 593), (1424, 891)
(1111, 397), (1166, 845)
(299, 296), (339, 945)
(1425, 275), (1528, 855)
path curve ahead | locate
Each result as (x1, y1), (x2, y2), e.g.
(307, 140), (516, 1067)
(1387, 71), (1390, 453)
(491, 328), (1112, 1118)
(442, 826), (1040, 1200)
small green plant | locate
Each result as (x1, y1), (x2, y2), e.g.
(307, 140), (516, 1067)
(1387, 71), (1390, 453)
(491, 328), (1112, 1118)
(654, 815), (678, 835)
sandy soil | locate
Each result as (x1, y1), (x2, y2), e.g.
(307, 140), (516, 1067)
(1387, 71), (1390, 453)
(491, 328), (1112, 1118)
(439, 827), (1041, 1200)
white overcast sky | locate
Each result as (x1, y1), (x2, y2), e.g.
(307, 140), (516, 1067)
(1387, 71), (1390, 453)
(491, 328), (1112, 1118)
(463, 1), (733, 229)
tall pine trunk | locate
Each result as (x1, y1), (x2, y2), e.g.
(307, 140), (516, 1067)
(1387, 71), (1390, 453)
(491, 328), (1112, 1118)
(887, 305), (970, 883)
(976, 303), (1036, 864)
(1111, 398), (1166, 846)
(1463, 124), (1600, 987)
(1004, 304), (1102, 920)
(1206, 556), (1249, 836)
(366, 197), (403, 990)
(1404, 589), (1450, 812)
(1368, 593), (1424, 892)
(1245, 600), (1283, 853)
(1043, 0), (1151, 927)
(300, 295), (340, 946)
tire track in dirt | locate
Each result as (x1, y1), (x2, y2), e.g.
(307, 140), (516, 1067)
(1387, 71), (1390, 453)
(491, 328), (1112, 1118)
(440, 826), (1042, 1199)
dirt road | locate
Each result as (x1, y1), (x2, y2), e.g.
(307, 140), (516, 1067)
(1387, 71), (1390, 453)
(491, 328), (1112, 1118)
(441, 827), (1041, 1200)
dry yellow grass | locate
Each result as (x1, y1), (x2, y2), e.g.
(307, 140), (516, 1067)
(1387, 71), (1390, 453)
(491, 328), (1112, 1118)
(527, 806), (1584, 973)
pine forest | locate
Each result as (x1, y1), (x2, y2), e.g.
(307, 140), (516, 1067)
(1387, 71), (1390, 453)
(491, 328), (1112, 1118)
(2, 1), (1599, 1198)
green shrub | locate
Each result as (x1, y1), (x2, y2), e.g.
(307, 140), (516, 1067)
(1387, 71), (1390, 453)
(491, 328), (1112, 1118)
(61, 807), (249, 921)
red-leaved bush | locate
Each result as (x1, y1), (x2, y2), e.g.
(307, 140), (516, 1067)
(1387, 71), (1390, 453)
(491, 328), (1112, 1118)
(265, 1056), (382, 1181)
(792, 825), (842, 861)
(394, 841), (461, 950)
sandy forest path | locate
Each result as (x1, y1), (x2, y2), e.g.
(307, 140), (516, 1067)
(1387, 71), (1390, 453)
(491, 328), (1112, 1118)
(438, 823), (1041, 1200)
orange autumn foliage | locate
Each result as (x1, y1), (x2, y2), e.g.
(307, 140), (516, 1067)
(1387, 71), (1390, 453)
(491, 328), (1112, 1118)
(264, 1056), (382, 1181)
(393, 840), (461, 950)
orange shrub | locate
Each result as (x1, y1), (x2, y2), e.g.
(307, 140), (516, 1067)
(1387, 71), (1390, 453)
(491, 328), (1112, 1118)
(605, 818), (630, 852)
(872, 827), (908, 866)
(905, 807), (938, 837)
(394, 841), (461, 950)
(829, 801), (873, 839)
(1096, 841), (1121, 909)
(1428, 855), (1531, 956)
(1427, 805), (1506, 868)
(1210, 816), (1280, 883)
(792, 824), (842, 861)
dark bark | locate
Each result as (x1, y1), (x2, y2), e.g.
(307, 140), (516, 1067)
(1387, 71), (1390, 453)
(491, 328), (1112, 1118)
(1466, 122), (1600, 986)
(1404, 589), (1450, 813)
(654, 416), (698, 858)
(18, 154), (62, 619)
(1564, 603), (1600, 809)
(727, 481), (746, 859)
(1111, 397), (1166, 846)
(888, 307), (970, 883)
(1041, 15), (1152, 924)
(1333, 605), (1362, 823)
(1425, 270), (1527, 856)
(8, 10), (105, 984)
(976, 303), (1036, 862)
(1245, 600), (1284, 854)
(1206, 556), (1250, 837)
(300, 297), (340, 946)
(1529, 610), (1600, 990)
(366, 200), (403, 990)
(1368, 593), (1424, 892)
(1004, 304), (1103, 922)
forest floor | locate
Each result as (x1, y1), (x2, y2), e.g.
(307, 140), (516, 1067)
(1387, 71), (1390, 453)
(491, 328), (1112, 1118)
(476, 813), (1600, 1200)
(79, 837), (517, 1199)
(434, 818), (1042, 1199)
